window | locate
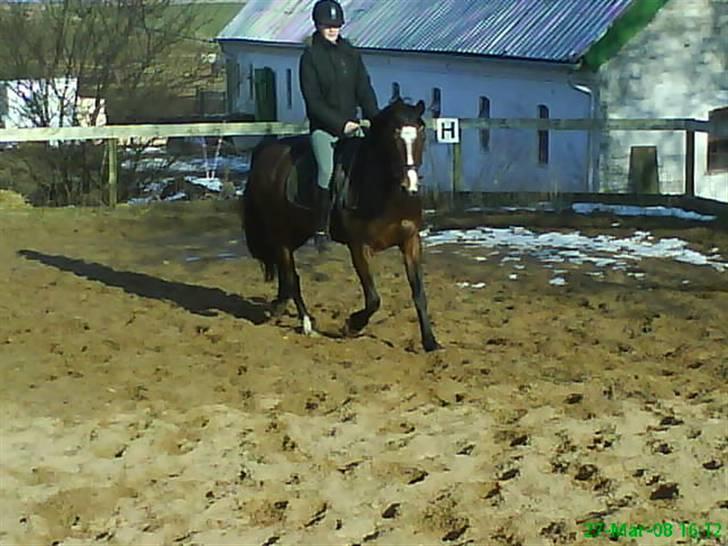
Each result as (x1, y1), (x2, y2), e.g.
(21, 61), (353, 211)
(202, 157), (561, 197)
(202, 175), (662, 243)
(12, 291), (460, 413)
(538, 104), (549, 165)
(430, 87), (441, 118)
(708, 106), (728, 173)
(248, 63), (254, 99)
(479, 96), (491, 152)
(390, 82), (401, 104)
(286, 68), (293, 109)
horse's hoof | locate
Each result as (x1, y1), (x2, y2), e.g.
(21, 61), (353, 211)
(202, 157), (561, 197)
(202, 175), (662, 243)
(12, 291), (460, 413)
(346, 313), (368, 334)
(270, 299), (288, 318)
(342, 321), (360, 338)
(344, 321), (360, 336)
(423, 338), (442, 352)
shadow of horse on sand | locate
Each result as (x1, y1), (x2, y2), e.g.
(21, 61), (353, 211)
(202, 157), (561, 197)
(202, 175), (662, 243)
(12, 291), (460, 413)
(18, 249), (269, 324)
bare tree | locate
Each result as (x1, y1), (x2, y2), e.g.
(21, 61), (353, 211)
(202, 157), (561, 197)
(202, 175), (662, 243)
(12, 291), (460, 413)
(0, 0), (213, 205)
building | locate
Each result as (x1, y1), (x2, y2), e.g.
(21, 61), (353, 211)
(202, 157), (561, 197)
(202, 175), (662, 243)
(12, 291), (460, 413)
(593, 0), (728, 202)
(0, 78), (77, 129)
(217, 0), (727, 201)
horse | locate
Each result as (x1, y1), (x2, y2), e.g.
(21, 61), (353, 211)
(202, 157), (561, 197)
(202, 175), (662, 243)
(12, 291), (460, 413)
(241, 98), (440, 352)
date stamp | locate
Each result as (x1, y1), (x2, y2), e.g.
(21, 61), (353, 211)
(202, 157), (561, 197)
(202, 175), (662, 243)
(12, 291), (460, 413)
(583, 521), (722, 539)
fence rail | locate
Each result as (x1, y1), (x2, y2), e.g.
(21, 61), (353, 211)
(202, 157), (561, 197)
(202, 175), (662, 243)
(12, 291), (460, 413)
(0, 117), (723, 144)
(0, 117), (724, 205)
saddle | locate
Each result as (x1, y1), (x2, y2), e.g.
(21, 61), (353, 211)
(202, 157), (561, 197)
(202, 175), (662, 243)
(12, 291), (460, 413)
(282, 134), (363, 214)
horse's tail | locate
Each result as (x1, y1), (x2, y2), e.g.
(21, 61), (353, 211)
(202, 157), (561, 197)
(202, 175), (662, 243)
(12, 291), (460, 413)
(242, 141), (278, 282)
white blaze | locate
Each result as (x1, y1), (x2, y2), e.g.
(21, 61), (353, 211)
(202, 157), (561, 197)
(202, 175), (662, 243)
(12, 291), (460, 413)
(406, 169), (419, 192)
(400, 125), (419, 192)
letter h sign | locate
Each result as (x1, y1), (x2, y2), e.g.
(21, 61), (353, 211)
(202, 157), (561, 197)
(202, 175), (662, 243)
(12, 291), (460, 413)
(435, 118), (460, 144)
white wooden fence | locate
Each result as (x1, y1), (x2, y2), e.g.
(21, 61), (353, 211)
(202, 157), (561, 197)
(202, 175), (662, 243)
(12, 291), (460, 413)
(0, 117), (724, 206)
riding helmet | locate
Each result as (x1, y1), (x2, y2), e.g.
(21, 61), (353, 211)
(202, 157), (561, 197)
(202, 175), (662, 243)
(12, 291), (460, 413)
(312, 0), (345, 27)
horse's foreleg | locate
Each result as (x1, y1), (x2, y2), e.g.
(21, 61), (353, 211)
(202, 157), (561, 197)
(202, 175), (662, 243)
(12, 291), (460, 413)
(402, 234), (440, 352)
(279, 247), (315, 335)
(346, 241), (380, 333)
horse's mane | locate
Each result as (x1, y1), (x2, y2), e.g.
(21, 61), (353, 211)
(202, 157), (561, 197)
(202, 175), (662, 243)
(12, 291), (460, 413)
(332, 99), (423, 217)
(369, 98), (406, 131)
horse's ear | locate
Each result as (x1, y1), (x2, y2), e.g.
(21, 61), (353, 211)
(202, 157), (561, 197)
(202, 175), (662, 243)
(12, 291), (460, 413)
(415, 100), (425, 117)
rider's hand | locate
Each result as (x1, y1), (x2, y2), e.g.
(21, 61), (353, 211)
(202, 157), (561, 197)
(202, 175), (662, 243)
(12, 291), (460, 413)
(343, 121), (360, 135)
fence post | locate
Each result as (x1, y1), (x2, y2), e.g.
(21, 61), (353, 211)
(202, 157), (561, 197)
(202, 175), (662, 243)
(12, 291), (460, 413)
(684, 129), (695, 197)
(107, 138), (118, 207)
(452, 138), (462, 209)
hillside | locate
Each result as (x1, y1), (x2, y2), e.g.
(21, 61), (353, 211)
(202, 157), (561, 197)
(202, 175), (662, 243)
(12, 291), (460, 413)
(0, 2), (246, 122)
(163, 2), (245, 39)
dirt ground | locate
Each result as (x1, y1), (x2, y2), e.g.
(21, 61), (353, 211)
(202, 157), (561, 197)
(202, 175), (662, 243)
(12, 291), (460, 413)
(1, 200), (726, 546)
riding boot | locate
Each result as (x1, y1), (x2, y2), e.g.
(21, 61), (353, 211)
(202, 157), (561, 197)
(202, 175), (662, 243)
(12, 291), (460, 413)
(314, 186), (332, 253)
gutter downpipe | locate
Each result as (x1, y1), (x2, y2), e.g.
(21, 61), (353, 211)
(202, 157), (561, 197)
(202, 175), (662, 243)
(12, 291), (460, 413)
(568, 62), (600, 194)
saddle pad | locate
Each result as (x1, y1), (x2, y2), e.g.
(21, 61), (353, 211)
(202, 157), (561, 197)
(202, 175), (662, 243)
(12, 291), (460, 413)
(332, 137), (363, 212)
(280, 135), (317, 209)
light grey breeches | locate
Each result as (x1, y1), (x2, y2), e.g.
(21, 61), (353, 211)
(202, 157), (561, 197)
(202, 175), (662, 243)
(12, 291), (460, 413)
(311, 128), (365, 189)
(311, 130), (338, 190)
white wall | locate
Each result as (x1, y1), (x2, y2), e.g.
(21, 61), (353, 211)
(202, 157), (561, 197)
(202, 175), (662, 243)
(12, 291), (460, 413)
(363, 52), (592, 193)
(222, 42), (592, 193)
(597, 0), (728, 202)
(0, 79), (77, 129)
(223, 45), (306, 123)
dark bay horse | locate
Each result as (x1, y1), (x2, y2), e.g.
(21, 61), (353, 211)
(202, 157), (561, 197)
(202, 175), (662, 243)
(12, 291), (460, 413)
(242, 98), (440, 352)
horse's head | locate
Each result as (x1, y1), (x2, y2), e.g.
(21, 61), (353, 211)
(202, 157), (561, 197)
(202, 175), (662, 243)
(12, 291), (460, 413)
(370, 98), (427, 195)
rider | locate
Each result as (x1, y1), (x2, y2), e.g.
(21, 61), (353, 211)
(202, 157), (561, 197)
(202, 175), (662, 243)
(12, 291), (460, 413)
(299, 0), (379, 251)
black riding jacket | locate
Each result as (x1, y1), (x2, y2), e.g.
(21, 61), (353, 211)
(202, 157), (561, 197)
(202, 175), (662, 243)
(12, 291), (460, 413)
(299, 31), (379, 137)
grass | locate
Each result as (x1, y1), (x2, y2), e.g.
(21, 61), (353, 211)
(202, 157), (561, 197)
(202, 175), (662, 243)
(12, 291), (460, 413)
(163, 3), (245, 39)
(0, 2), (245, 41)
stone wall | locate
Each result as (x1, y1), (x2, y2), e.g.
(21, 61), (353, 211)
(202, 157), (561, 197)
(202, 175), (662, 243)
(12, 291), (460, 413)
(597, 0), (728, 202)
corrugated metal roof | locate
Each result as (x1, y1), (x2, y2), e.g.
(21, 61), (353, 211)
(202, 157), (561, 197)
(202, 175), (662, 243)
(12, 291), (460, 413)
(217, 0), (635, 63)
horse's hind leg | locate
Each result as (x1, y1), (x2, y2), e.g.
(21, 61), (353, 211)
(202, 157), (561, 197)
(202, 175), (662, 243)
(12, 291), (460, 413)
(401, 234), (440, 352)
(279, 246), (315, 335)
(270, 266), (290, 317)
(346, 242), (381, 334)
